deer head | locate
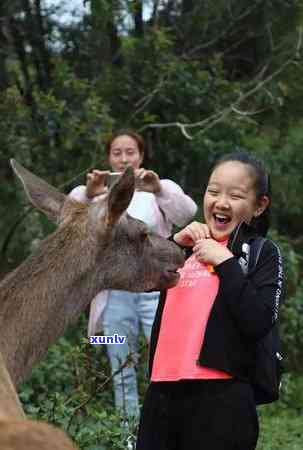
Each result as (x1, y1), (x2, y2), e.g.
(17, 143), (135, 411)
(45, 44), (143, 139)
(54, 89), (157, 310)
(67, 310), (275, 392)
(10, 159), (184, 292)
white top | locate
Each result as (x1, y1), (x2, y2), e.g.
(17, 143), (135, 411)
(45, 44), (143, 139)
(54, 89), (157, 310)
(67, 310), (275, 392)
(69, 179), (197, 335)
(69, 179), (197, 237)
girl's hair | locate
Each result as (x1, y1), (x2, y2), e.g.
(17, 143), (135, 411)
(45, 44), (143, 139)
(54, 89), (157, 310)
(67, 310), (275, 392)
(212, 151), (271, 237)
(105, 129), (146, 156)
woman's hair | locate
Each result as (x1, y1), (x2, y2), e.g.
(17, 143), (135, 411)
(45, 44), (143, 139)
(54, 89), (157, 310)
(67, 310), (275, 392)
(105, 129), (146, 156)
(212, 151), (271, 237)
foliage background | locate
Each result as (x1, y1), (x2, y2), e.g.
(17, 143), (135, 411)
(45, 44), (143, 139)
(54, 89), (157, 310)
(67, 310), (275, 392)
(0, 1), (302, 448)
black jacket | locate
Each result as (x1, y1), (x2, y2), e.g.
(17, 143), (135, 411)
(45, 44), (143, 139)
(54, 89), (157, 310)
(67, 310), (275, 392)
(149, 223), (284, 383)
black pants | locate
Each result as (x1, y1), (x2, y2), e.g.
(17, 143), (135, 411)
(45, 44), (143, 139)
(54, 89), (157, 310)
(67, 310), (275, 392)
(136, 379), (259, 450)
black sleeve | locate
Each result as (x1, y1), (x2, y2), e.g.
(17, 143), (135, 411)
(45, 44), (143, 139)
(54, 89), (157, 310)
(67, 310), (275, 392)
(214, 239), (284, 341)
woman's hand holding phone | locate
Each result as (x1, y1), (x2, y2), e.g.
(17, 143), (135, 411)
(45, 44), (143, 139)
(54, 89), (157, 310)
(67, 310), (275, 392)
(86, 170), (110, 198)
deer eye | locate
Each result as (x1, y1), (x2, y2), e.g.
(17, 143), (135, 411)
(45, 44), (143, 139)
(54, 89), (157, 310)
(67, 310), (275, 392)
(140, 231), (149, 242)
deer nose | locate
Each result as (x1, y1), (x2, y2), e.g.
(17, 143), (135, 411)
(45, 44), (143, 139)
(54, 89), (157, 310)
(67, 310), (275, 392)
(175, 244), (186, 267)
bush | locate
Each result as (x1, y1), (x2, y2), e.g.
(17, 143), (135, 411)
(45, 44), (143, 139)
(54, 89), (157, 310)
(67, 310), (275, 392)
(19, 311), (303, 449)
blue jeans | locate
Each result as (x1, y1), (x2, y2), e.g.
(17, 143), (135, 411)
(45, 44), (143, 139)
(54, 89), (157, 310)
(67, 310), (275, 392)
(102, 290), (159, 418)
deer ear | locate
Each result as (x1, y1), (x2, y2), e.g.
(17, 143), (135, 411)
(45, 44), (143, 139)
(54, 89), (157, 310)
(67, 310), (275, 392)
(11, 159), (66, 223)
(106, 166), (135, 227)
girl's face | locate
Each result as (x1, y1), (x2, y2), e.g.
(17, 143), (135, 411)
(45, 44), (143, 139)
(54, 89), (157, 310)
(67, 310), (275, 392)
(108, 135), (143, 172)
(203, 161), (269, 241)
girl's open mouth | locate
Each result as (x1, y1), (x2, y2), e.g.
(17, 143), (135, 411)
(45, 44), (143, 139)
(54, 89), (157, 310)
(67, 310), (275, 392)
(213, 213), (231, 226)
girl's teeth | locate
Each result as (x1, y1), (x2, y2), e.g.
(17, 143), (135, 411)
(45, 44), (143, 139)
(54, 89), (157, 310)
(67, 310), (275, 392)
(214, 214), (230, 224)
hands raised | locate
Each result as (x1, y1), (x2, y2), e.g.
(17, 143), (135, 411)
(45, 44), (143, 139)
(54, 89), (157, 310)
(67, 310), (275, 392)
(86, 170), (110, 198)
(174, 222), (233, 266)
(86, 167), (162, 198)
(135, 168), (161, 194)
(174, 222), (210, 247)
(193, 239), (233, 266)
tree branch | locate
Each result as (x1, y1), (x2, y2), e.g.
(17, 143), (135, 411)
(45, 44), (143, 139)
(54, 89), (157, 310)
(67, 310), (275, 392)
(151, 0), (160, 26)
(182, 2), (262, 59)
(141, 35), (302, 140)
(66, 351), (137, 430)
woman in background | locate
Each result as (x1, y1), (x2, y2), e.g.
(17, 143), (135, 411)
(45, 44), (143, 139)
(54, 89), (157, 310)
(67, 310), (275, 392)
(69, 129), (197, 419)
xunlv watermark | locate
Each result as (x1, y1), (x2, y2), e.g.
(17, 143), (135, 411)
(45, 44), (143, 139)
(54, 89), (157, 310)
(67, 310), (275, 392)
(89, 334), (126, 345)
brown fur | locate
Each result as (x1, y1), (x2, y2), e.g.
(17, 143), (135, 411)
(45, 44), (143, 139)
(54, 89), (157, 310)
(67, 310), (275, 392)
(0, 161), (184, 448)
(0, 420), (77, 450)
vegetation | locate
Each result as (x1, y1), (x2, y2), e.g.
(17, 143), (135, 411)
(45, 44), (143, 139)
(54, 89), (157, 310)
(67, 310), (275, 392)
(0, 1), (302, 448)
(19, 316), (303, 450)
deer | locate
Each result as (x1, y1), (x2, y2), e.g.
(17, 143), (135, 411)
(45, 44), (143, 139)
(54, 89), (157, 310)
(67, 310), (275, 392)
(0, 349), (77, 449)
(0, 160), (184, 449)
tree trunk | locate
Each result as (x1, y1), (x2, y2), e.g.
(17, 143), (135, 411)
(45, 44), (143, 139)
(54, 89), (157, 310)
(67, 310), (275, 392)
(181, 0), (194, 14)
(132, 0), (143, 37)
(33, 0), (52, 86)
(8, 17), (38, 125)
(21, 0), (52, 91)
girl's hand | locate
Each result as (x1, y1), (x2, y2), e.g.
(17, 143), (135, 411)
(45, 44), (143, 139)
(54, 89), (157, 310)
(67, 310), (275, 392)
(173, 222), (211, 247)
(193, 239), (233, 266)
(86, 170), (110, 198)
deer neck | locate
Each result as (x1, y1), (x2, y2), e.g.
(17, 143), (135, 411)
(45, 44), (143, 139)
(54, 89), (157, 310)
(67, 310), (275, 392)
(0, 226), (105, 386)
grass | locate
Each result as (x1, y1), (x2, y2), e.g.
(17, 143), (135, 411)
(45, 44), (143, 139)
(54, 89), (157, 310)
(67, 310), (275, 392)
(258, 409), (303, 450)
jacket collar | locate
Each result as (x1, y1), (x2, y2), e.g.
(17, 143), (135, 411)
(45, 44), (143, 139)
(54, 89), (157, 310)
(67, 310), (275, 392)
(227, 221), (259, 257)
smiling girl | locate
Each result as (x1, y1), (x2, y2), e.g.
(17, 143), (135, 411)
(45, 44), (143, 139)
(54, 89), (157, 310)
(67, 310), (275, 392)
(136, 152), (284, 450)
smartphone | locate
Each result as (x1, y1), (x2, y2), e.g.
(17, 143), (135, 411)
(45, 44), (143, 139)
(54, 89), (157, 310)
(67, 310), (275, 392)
(105, 172), (122, 187)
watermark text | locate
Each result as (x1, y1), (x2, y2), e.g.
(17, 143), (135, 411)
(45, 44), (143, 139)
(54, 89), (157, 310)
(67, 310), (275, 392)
(89, 334), (126, 345)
